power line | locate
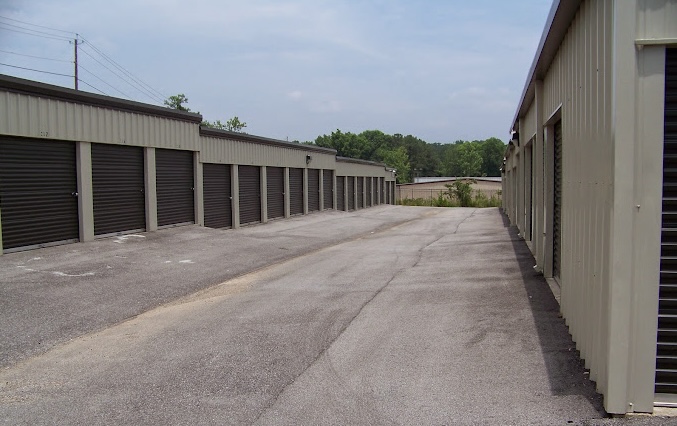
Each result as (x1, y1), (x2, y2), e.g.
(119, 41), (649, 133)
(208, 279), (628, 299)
(0, 62), (72, 78)
(0, 15), (76, 35)
(78, 63), (132, 99)
(79, 45), (164, 104)
(0, 21), (73, 40)
(0, 48), (71, 63)
(0, 24), (72, 41)
(80, 36), (167, 101)
(78, 78), (108, 96)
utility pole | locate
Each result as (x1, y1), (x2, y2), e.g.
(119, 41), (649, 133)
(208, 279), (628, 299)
(73, 34), (81, 90)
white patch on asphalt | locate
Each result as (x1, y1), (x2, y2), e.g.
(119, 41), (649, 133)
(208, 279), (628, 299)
(179, 260), (194, 264)
(164, 261), (172, 264)
(113, 234), (146, 244)
(53, 271), (95, 277)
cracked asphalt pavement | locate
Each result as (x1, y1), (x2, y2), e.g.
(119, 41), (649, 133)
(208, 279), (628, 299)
(1, 206), (673, 425)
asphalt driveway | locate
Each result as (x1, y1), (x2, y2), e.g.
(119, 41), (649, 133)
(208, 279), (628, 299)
(0, 206), (672, 424)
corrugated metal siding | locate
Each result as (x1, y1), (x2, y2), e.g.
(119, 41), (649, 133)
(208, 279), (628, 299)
(267, 166), (285, 220)
(0, 138), (79, 250)
(308, 169), (320, 212)
(523, 100), (537, 140)
(637, 0), (677, 41)
(92, 143), (145, 235)
(203, 163), (232, 229)
(289, 168), (304, 215)
(335, 162), (386, 177)
(200, 136), (335, 169)
(156, 149), (195, 226)
(0, 92), (199, 150)
(323, 170), (333, 209)
(509, 0), (615, 403)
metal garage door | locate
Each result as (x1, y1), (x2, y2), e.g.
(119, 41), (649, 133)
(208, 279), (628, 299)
(347, 177), (355, 211)
(156, 149), (194, 227)
(336, 176), (345, 211)
(239, 165), (261, 225)
(390, 182), (396, 205)
(366, 178), (372, 207)
(203, 163), (232, 229)
(289, 168), (303, 215)
(92, 143), (145, 236)
(553, 120), (563, 280)
(380, 177), (384, 204)
(307, 169), (320, 212)
(357, 177), (364, 209)
(323, 171), (333, 210)
(0, 138), (78, 251)
(657, 48), (677, 396)
(267, 167), (284, 220)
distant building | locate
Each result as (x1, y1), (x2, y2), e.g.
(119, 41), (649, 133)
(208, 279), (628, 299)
(398, 177), (501, 201)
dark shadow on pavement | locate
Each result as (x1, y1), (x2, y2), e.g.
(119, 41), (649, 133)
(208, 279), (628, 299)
(500, 209), (607, 417)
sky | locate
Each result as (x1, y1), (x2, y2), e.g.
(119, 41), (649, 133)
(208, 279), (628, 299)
(0, 0), (552, 144)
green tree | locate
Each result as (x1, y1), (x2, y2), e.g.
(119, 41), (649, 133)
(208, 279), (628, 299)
(164, 93), (190, 111)
(225, 116), (247, 132)
(378, 146), (410, 184)
(448, 142), (482, 176)
(202, 116), (248, 132)
(480, 137), (506, 176)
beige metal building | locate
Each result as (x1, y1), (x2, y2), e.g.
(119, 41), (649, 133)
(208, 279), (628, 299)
(502, 0), (677, 414)
(397, 177), (502, 202)
(0, 74), (396, 255)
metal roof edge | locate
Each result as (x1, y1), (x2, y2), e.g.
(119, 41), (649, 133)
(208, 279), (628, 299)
(199, 126), (337, 154)
(335, 156), (387, 167)
(0, 73), (203, 123)
(510, 0), (582, 133)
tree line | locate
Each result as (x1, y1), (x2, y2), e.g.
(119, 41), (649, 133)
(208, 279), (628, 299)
(163, 94), (505, 183)
(307, 130), (506, 183)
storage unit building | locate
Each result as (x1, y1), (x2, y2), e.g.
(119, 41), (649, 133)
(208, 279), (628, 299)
(0, 74), (396, 254)
(503, 0), (677, 414)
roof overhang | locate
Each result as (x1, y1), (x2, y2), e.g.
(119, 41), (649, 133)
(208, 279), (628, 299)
(510, 0), (582, 134)
(0, 73), (203, 123)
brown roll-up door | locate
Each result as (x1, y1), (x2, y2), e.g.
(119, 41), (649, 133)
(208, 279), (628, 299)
(347, 177), (355, 211)
(391, 182), (395, 204)
(336, 176), (345, 211)
(366, 177), (372, 207)
(380, 177), (385, 204)
(0, 138), (78, 251)
(267, 166), (284, 220)
(553, 120), (563, 280)
(656, 48), (677, 396)
(307, 169), (320, 212)
(156, 149), (194, 227)
(238, 165), (261, 225)
(323, 170), (333, 209)
(92, 143), (145, 236)
(357, 177), (364, 209)
(289, 168), (304, 215)
(203, 163), (232, 229)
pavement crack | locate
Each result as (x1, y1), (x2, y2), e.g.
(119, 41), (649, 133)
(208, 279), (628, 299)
(252, 266), (408, 425)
